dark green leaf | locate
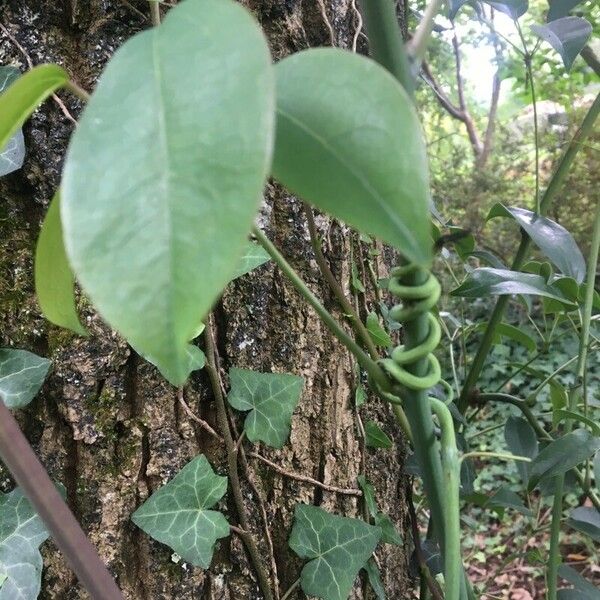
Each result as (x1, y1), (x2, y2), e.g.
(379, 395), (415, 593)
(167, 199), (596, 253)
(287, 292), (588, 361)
(357, 475), (378, 518)
(0, 488), (50, 600)
(34, 192), (86, 335)
(528, 430), (600, 490)
(132, 455), (229, 567)
(288, 504), (381, 600)
(230, 242), (270, 281)
(486, 486), (533, 517)
(531, 17), (592, 71)
(477, 322), (536, 353)
(363, 558), (386, 600)
(0, 64), (68, 151)
(0, 349), (51, 409)
(227, 368), (303, 448)
(466, 250), (506, 269)
(554, 409), (600, 436)
(448, 0), (473, 20)
(567, 507), (600, 543)
(61, 0), (274, 386)
(550, 381), (568, 428)
(558, 564), (600, 599)
(504, 416), (538, 484)
(488, 204), (585, 282)
(483, 0), (528, 19)
(547, 0), (586, 21)
(355, 385), (367, 408)
(374, 513), (402, 545)
(594, 451), (600, 491)
(451, 268), (577, 306)
(0, 66), (25, 177)
(366, 312), (392, 348)
(273, 48), (432, 267)
(364, 421), (393, 449)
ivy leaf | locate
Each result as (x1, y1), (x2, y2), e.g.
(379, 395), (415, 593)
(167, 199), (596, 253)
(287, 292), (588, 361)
(289, 504), (382, 600)
(528, 429), (600, 490)
(34, 192), (86, 335)
(230, 242), (270, 281)
(374, 513), (402, 545)
(132, 455), (229, 568)
(227, 368), (303, 448)
(488, 204), (585, 282)
(547, 0), (586, 22)
(363, 558), (386, 600)
(366, 312), (392, 348)
(273, 48), (432, 267)
(531, 17), (592, 71)
(364, 421), (393, 449)
(451, 268), (577, 307)
(0, 349), (51, 409)
(504, 416), (538, 484)
(0, 67), (25, 177)
(483, 0), (528, 19)
(0, 488), (50, 600)
(61, 0), (274, 386)
(0, 64), (68, 152)
(567, 507), (600, 543)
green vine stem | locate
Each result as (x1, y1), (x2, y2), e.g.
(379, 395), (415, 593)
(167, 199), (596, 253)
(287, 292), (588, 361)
(547, 198), (600, 600)
(429, 398), (461, 600)
(458, 91), (600, 413)
(0, 400), (123, 600)
(204, 315), (274, 600)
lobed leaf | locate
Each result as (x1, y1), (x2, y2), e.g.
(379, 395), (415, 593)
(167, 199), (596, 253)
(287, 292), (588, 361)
(61, 0), (274, 386)
(289, 504), (381, 600)
(273, 48), (432, 267)
(132, 455), (229, 567)
(0, 489), (50, 600)
(227, 368), (303, 448)
(0, 349), (51, 409)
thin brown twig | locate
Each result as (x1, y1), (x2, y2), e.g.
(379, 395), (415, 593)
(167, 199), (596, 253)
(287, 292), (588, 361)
(248, 451), (362, 496)
(177, 387), (223, 442)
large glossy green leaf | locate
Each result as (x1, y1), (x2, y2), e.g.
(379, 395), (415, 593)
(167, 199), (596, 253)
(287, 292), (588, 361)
(567, 507), (600, 543)
(34, 192), (86, 335)
(0, 349), (51, 409)
(289, 504), (381, 600)
(61, 0), (274, 386)
(488, 204), (585, 282)
(528, 429), (600, 490)
(0, 64), (68, 151)
(0, 66), (25, 177)
(0, 489), (50, 600)
(273, 48), (432, 267)
(132, 455), (229, 567)
(504, 416), (538, 484)
(227, 368), (303, 448)
(531, 17), (592, 71)
(451, 268), (577, 306)
(547, 0), (586, 21)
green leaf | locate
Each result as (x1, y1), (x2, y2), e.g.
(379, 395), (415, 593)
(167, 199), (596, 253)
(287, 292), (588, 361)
(485, 486), (533, 517)
(528, 430), (600, 490)
(227, 368), (303, 448)
(0, 67), (25, 177)
(351, 261), (365, 294)
(558, 564), (600, 599)
(132, 454), (229, 567)
(355, 385), (367, 408)
(531, 17), (592, 71)
(61, 0), (274, 386)
(448, 0), (473, 20)
(0, 488), (50, 600)
(483, 0), (528, 19)
(0, 349), (51, 409)
(547, 0), (586, 21)
(0, 64), (68, 152)
(364, 421), (393, 449)
(594, 451), (600, 490)
(34, 192), (86, 335)
(363, 558), (386, 600)
(273, 48), (432, 267)
(230, 242), (270, 281)
(567, 507), (600, 543)
(366, 312), (392, 348)
(549, 381), (568, 428)
(477, 322), (536, 353)
(504, 416), (538, 484)
(288, 504), (381, 600)
(373, 513), (402, 545)
(451, 268), (577, 306)
(554, 409), (600, 436)
(357, 476), (378, 518)
(466, 250), (506, 269)
(488, 204), (585, 282)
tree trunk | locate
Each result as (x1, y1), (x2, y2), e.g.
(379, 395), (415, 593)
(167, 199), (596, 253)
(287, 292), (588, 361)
(0, 1), (411, 598)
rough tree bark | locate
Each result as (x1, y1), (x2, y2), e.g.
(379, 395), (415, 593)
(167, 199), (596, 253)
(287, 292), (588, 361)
(0, 1), (411, 598)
